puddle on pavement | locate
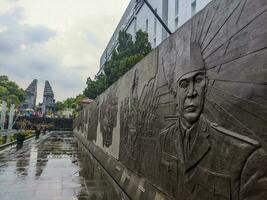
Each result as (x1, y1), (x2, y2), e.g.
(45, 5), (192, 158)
(0, 132), (125, 200)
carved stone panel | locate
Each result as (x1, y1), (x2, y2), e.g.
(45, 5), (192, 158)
(99, 89), (118, 148)
(156, 0), (267, 198)
(75, 0), (267, 199)
(87, 101), (99, 142)
(119, 69), (161, 173)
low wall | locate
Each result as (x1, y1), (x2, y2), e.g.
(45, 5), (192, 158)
(74, 0), (267, 199)
(14, 116), (73, 131)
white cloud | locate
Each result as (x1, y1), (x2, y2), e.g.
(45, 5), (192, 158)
(0, 0), (130, 102)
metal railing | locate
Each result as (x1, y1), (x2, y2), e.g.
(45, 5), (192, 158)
(0, 129), (19, 136)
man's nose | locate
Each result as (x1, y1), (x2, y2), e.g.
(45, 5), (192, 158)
(187, 83), (197, 98)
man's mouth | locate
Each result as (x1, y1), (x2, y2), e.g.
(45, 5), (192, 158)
(185, 105), (197, 112)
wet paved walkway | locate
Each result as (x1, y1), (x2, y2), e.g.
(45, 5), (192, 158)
(0, 132), (124, 200)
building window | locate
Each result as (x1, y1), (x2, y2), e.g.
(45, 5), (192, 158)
(153, 37), (157, 47)
(174, 0), (179, 29)
(175, 0), (179, 16)
(154, 9), (157, 36)
(145, 19), (149, 32)
(162, 0), (169, 40)
(134, 18), (137, 35)
(191, 0), (196, 16)
(175, 16), (179, 29)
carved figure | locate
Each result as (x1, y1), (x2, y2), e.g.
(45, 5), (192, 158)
(119, 70), (140, 169)
(119, 69), (161, 173)
(159, 43), (267, 200)
(99, 92), (118, 148)
(87, 103), (99, 142)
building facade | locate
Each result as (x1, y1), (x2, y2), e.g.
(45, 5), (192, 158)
(98, 0), (212, 75)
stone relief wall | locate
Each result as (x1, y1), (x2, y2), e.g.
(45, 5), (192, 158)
(99, 89), (118, 148)
(86, 102), (99, 142)
(74, 0), (267, 199)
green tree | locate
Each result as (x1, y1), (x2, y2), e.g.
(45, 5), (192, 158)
(75, 94), (86, 104)
(55, 101), (64, 111)
(55, 94), (87, 112)
(104, 30), (151, 85)
(83, 29), (152, 99)
(133, 30), (152, 55)
(0, 75), (25, 107)
(7, 95), (20, 106)
(83, 77), (99, 99)
(63, 97), (76, 109)
(83, 74), (107, 99)
(117, 54), (144, 77)
(0, 86), (8, 97)
(117, 31), (134, 57)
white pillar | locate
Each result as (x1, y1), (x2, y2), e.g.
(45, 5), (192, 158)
(0, 100), (7, 130)
(8, 104), (15, 130)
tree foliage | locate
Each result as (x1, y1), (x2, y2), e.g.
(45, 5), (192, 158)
(0, 75), (25, 107)
(83, 74), (108, 100)
(83, 30), (152, 99)
(55, 94), (86, 112)
(55, 101), (64, 111)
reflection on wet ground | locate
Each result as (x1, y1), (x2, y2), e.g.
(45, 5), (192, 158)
(0, 132), (124, 200)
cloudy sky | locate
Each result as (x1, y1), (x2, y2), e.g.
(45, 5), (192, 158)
(0, 0), (129, 103)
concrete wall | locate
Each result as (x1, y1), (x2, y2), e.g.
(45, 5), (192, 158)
(75, 0), (267, 198)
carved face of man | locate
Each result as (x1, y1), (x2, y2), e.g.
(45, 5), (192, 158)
(176, 70), (207, 127)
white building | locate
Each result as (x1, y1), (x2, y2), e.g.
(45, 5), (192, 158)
(56, 108), (74, 119)
(98, 0), (212, 75)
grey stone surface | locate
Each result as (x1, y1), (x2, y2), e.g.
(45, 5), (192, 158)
(21, 79), (38, 110)
(99, 88), (118, 148)
(74, 0), (267, 199)
(42, 80), (55, 115)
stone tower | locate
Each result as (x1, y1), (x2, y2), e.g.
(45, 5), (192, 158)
(23, 79), (38, 110)
(41, 81), (55, 116)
